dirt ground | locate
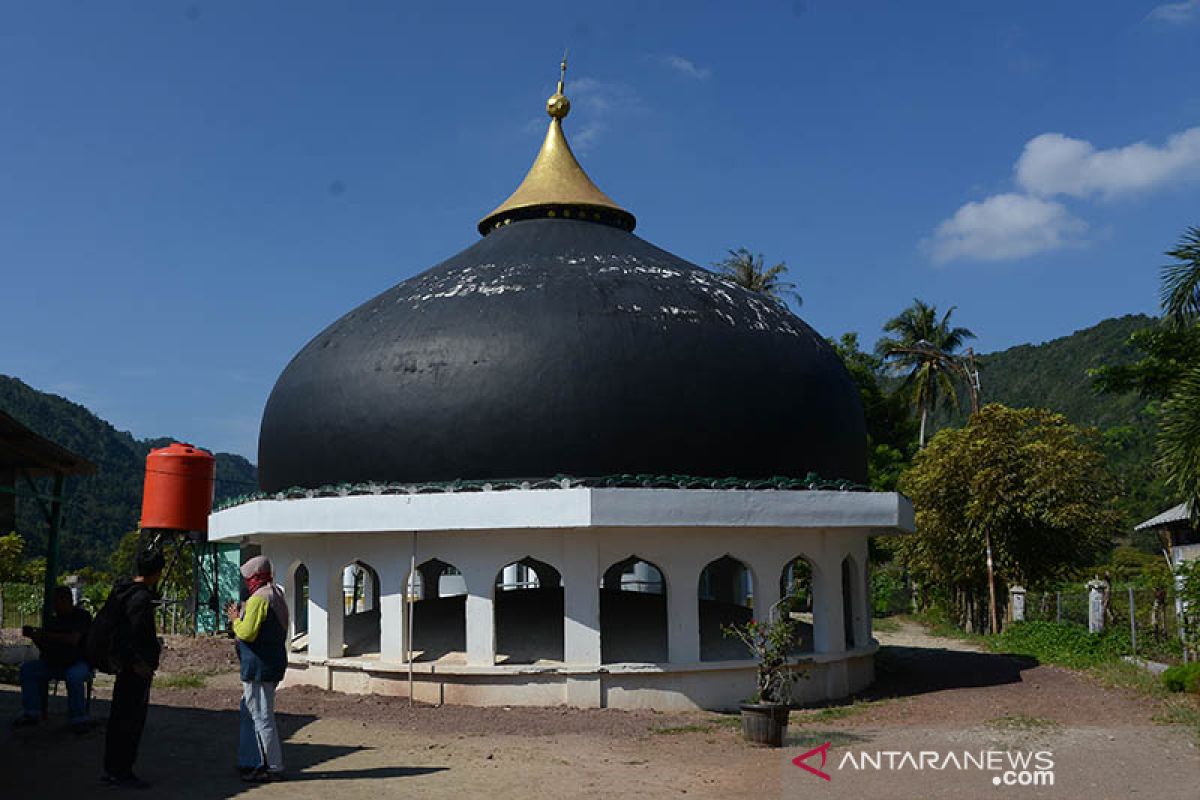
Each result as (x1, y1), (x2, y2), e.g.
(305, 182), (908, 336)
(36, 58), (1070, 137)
(2, 623), (1198, 799)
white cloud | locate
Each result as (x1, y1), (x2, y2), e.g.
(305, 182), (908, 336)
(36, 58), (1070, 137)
(1147, 0), (1200, 24)
(928, 125), (1200, 264)
(659, 55), (711, 80)
(1015, 128), (1200, 199)
(925, 193), (1087, 264)
(560, 77), (645, 153)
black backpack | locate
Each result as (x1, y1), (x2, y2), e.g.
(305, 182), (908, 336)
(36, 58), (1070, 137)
(84, 586), (129, 674)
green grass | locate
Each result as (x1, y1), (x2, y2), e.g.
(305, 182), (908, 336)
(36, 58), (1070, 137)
(154, 671), (208, 689)
(910, 613), (1200, 744)
(788, 729), (870, 748)
(709, 713), (743, 729)
(986, 714), (1059, 731)
(871, 616), (902, 634)
(792, 698), (884, 725)
(908, 610), (991, 646)
(991, 621), (1131, 669)
(651, 722), (715, 735)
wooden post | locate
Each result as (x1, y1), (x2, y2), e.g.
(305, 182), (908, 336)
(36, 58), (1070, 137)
(985, 531), (999, 635)
(40, 473), (65, 627)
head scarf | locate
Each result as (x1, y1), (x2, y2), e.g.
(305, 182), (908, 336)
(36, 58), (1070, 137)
(240, 555), (289, 631)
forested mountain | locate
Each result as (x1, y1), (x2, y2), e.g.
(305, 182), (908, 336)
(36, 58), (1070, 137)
(0, 375), (256, 569)
(0, 313), (1172, 567)
(928, 313), (1170, 529)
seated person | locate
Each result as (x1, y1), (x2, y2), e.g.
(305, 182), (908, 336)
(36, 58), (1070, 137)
(12, 586), (93, 732)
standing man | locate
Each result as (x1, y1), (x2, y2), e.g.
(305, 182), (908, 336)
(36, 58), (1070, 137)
(12, 586), (93, 732)
(101, 546), (164, 789)
(226, 555), (288, 782)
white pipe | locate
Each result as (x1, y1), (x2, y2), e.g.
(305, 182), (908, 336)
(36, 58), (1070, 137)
(407, 532), (416, 707)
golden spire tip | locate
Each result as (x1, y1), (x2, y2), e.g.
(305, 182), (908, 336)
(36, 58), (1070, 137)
(548, 51), (570, 120)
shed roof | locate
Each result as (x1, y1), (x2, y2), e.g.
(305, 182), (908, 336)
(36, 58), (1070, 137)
(1134, 502), (1191, 532)
(0, 410), (96, 477)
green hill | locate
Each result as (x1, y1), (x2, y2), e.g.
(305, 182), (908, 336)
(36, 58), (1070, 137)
(0, 375), (256, 570)
(929, 313), (1170, 529)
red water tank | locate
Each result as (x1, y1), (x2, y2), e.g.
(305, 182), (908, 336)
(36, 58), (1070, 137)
(140, 442), (216, 533)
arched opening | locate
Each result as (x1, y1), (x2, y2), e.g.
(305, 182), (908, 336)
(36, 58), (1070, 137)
(408, 558), (467, 661)
(600, 556), (667, 663)
(340, 561), (381, 657)
(494, 557), (563, 664)
(842, 556), (863, 650)
(290, 563), (309, 653)
(699, 555), (754, 661)
(779, 557), (816, 654)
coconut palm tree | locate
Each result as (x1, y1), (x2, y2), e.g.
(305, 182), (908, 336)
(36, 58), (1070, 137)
(1160, 226), (1200, 324)
(1153, 226), (1200, 522)
(877, 299), (976, 447)
(713, 248), (800, 307)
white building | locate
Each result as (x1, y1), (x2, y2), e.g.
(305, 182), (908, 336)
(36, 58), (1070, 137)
(210, 64), (912, 710)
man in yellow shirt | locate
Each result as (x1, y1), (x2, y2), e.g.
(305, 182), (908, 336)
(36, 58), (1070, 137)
(225, 555), (289, 782)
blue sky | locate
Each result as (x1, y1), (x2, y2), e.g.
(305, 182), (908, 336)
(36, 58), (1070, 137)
(2, 1), (1199, 459)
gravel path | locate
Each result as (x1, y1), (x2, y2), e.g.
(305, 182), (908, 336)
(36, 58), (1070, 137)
(2, 621), (1197, 799)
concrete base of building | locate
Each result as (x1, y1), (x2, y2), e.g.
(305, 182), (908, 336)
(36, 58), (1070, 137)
(279, 643), (877, 711)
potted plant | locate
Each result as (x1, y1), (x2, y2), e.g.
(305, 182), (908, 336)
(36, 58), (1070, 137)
(722, 609), (801, 747)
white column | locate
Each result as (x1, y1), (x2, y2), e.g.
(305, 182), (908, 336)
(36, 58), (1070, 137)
(748, 557), (780, 622)
(306, 554), (344, 662)
(464, 564), (495, 666)
(378, 562), (406, 662)
(813, 547), (844, 655)
(665, 557), (701, 664)
(563, 532), (600, 666)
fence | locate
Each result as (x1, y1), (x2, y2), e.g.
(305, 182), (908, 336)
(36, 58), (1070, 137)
(1017, 585), (1189, 665)
(1, 582), (195, 636)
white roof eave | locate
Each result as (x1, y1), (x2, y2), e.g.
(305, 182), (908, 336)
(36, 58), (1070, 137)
(207, 488), (914, 541)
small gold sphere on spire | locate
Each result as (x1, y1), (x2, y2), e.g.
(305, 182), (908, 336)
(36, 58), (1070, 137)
(547, 50), (570, 119)
(547, 92), (571, 119)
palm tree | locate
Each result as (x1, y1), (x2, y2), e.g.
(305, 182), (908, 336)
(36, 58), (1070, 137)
(1154, 226), (1200, 523)
(713, 248), (801, 307)
(877, 299), (976, 447)
(1160, 225), (1200, 323)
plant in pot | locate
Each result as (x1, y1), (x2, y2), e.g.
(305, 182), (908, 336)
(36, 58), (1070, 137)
(722, 606), (802, 747)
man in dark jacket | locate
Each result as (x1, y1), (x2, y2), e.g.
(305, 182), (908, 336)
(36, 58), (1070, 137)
(12, 586), (92, 732)
(101, 546), (164, 789)
(225, 555), (289, 782)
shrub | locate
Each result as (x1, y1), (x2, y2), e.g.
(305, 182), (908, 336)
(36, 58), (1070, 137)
(870, 568), (908, 617)
(1161, 663), (1200, 694)
(993, 621), (1130, 669)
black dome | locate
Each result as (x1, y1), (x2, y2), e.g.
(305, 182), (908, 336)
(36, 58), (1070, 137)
(258, 218), (867, 492)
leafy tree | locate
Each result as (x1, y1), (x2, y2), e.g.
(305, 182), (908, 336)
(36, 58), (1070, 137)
(897, 405), (1117, 633)
(1093, 226), (1200, 525)
(110, 529), (194, 598)
(0, 532), (25, 581)
(1090, 323), (1200, 400)
(1157, 369), (1200, 521)
(831, 333), (918, 490)
(877, 299), (975, 447)
(712, 248), (800, 306)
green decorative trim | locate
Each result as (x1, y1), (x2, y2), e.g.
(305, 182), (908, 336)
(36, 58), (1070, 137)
(214, 473), (867, 513)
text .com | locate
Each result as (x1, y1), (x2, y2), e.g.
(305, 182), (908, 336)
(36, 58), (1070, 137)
(795, 745), (1055, 787)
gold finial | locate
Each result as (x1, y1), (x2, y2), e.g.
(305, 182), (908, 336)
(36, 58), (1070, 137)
(547, 50), (570, 119)
(477, 53), (636, 236)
